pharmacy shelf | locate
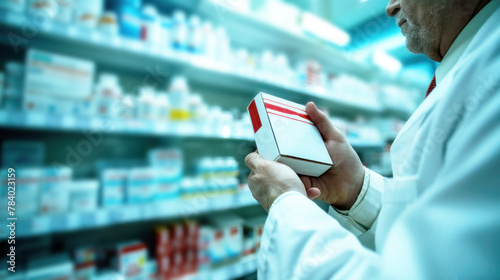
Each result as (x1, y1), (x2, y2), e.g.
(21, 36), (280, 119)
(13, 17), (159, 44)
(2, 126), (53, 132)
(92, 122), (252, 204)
(0, 110), (386, 149)
(0, 110), (254, 141)
(194, 0), (369, 75)
(194, 255), (257, 280)
(3, 189), (257, 239)
(188, 0), (427, 90)
(0, 11), (387, 116)
(348, 138), (385, 149)
(1, 255), (258, 280)
(384, 105), (415, 120)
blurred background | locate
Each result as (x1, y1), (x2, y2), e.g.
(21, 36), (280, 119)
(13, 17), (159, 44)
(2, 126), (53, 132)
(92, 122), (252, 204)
(0, 0), (435, 279)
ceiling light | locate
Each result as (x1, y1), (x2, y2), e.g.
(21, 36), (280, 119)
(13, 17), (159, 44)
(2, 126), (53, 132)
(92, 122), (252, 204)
(301, 12), (351, 47)
(373, 50), (402, 74)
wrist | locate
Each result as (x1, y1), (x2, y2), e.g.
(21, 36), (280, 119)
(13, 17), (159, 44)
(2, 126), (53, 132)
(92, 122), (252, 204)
(264, 183), (306, 212)
(268, 190), (305, 213)
(332, 168), (365, 210)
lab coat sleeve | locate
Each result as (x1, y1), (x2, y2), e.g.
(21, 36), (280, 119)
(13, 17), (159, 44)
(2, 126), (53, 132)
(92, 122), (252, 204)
(258, 191), (382, 280)
(326, 168), (385, 249)
(330, 168), (385, 234)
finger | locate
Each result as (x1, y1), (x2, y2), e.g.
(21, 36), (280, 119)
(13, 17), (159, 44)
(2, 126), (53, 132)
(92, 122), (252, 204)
(245, 152), (265, 170)
(301, 176), (321, 199)
(307, 187), (321, 200)
(306, 102), (345, 142)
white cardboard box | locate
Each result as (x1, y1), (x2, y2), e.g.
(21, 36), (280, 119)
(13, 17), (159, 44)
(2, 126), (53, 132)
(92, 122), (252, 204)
(24, 48), (95, 114)
(117, 241), (148, 280)
(247, 92), (332, 177)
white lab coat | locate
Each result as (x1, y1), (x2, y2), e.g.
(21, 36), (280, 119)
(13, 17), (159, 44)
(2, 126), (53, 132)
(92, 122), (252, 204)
(258, 5), (500, 280)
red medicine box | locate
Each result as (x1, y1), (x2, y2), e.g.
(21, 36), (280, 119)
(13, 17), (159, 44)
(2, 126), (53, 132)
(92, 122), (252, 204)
(247, 92), (333, 177)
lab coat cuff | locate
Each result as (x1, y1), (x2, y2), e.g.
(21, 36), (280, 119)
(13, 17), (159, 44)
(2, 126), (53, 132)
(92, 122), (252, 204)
(269, 191), (305, 213)
(334, 168), (383, 230)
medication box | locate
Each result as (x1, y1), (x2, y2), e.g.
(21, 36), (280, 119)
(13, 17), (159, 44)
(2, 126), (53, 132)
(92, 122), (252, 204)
(207, 213), (243, 262)
(148, 148), (183, 178)
(148, 148), (182, 200)
(117, 241), (148, 280)
(39, 167), (73, 214)
(24, 48), (95, 114)
(68, 180), (99, 212)
(243, 216), (266, 253)
(100, 168), (127, 207)
(247, 92), (333, 177)
(107, 0), (143, 39)
(197, 226), (212, 271)
(127, 168), (157, 204)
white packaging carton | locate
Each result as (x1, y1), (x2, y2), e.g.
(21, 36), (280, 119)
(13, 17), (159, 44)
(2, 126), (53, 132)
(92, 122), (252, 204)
(207, 213), (244, 261)
(54, 0), (73, 23)
(127, 168), (158, 204)
(243, 216), (266, 252)
(39, 182), (70, 214)
(117, 241), (148, 280)
(69, 180), (99, 212)
(39, 166), (72, 214)
(197, 226), (213, 270)
(100, 168), (127, 207)
(148, 148), (183, 200)
(24, 48), (95, 114)
(247, 92), (333, 177)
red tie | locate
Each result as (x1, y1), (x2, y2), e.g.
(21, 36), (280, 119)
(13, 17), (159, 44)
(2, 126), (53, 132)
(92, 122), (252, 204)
(426, 75), (436, 98)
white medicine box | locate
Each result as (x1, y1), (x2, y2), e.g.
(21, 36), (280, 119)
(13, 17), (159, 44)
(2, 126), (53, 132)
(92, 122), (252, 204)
(24, 48), (95, 114)
(247, 92), (332, 177)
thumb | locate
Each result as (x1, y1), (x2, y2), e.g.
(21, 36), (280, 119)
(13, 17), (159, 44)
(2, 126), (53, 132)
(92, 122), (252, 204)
(300, 176), (323, 200)
(307, 187), (321, 200)
(306, 102), (345, 142)
(245, 152), (266, 170)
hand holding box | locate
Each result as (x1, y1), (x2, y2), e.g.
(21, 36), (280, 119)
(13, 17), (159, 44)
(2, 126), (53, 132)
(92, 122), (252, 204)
(247, 92), (332, 177)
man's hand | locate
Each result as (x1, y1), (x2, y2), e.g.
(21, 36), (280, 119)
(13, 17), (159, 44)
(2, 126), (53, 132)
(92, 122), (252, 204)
(245, 152), (306, 212)
(301, 102), (365, 210)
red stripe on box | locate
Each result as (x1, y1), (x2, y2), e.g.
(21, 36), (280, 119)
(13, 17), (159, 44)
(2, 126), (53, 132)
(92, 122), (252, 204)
(264, 103), (312, 122)
(215, 231), (223, 240)
(120, 243), (146, 254)
(268, 112), (314, 126)
(263, 98), (306, 113)
(75, 262), (95, 270)
(248, 100), (262, 133)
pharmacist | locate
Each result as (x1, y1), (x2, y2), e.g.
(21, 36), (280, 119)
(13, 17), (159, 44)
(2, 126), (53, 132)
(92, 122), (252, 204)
(245, 0), (500, 278)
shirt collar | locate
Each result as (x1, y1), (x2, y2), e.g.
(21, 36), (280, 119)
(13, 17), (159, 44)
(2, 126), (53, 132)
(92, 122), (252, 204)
(435, 0), (500, 84)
